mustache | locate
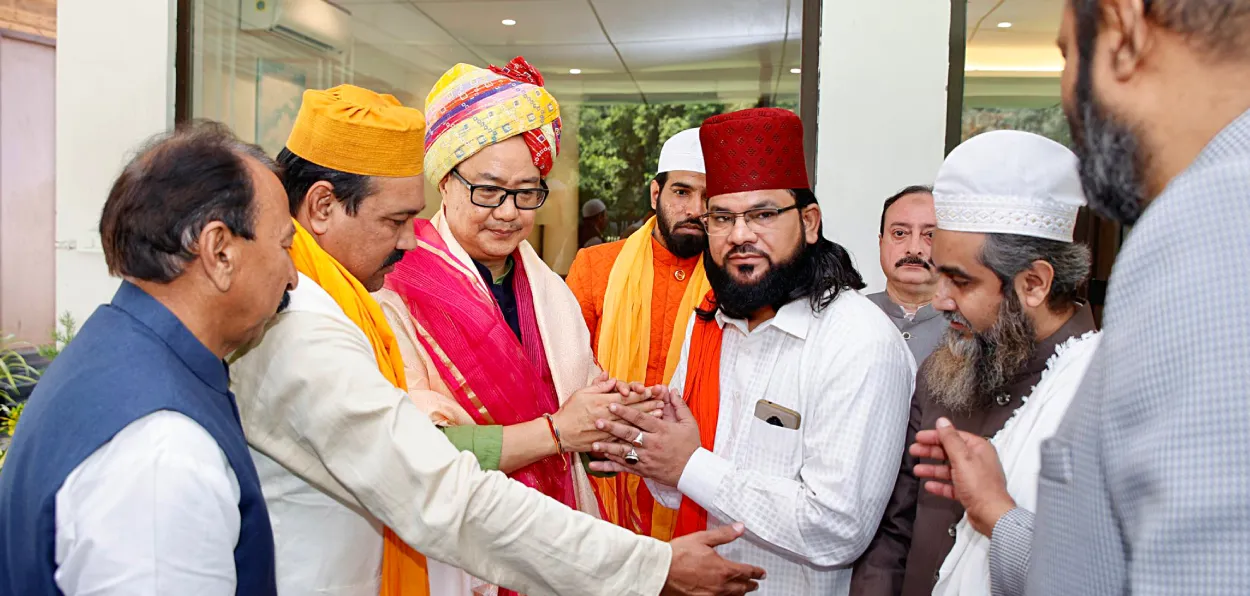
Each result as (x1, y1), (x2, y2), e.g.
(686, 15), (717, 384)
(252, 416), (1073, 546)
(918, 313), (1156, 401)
(383, 250), (407, 268)
(485, 225), (522, 234)
(672, 217), (703, 230)
(727, 245), (767, 259)
(895, 255), (932, 270)
(276, 290), (292, 315)
(942, 309), (969, 327)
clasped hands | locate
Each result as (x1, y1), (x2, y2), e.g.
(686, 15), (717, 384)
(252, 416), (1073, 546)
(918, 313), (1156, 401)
(550, 372), (667, 453)
(585, 387), (702, 488)
(912, 417), (1017, 537)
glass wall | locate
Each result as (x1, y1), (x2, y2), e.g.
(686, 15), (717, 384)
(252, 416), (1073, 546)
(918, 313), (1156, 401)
(959, 0), (1066, 145)
(187, 0), (802, 274)
(955, 0), (1119, 321)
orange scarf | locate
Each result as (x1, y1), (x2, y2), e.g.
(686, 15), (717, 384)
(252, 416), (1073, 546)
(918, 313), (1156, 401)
(287, 219), (429, 596)
(673, 292), (724, 537)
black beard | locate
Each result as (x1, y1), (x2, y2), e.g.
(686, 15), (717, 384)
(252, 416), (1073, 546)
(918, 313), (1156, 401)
(705, 240), (807, 320)
(1068, 32), (1147, 226)
(924, 291), (1036, 413)
(276, 290), (292, 314)
(655, 197), (706, 259)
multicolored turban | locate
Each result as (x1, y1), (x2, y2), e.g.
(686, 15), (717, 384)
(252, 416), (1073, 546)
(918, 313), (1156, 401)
(423, 56), (561, 184)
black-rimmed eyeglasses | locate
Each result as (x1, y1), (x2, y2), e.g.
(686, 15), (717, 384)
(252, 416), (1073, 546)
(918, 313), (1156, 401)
(451, 169), (550, 210)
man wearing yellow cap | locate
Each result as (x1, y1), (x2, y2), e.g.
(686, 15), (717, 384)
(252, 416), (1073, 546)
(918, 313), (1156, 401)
(230, 82), (765, 596)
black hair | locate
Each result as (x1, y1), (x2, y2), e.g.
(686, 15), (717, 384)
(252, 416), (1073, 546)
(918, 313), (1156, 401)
(277, 148), (374, 216)
(99, 120), (275, 283)
(879, 185), (934, 235)
(697, 188), (865, 320)
(653, 171), (670, 190)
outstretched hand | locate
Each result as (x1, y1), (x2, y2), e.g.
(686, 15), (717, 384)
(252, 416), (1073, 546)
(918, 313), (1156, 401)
(912, 417), (1015, 537)
(663, 522), (766, 595)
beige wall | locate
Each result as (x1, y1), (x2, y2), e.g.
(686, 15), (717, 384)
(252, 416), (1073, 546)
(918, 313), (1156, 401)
(815, 0), (950, 294)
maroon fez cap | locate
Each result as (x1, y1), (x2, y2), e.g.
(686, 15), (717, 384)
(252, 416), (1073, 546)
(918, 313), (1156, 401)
(699, 107), (810, 198)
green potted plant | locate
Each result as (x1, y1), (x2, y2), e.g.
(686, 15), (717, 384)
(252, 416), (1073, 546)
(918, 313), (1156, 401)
(0, 313), (77, 470)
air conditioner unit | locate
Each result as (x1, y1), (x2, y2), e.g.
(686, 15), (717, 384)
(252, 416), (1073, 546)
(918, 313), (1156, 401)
(240, 0), (352, 54)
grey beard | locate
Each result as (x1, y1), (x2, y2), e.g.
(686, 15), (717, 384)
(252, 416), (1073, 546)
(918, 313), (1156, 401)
(924, 292), (1037, 414)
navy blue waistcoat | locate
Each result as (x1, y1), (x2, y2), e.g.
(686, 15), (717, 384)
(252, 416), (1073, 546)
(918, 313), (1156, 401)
(0, 282), (276, 595)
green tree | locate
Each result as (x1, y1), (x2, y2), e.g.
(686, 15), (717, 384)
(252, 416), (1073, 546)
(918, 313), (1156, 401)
(577, 101), (783, 236)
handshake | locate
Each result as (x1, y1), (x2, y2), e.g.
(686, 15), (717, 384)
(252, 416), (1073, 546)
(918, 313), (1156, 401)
(552, 375), (763, 595)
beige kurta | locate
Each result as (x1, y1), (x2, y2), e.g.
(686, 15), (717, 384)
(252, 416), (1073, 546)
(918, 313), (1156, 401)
(374, 211), (605, 595)
(230, 265), (670, 595)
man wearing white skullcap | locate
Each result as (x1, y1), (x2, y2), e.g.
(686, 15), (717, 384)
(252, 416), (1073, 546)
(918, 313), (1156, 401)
(852, 130), (1100, 596)
(566, 127), (711, 540)
(580, 198), (609, 248)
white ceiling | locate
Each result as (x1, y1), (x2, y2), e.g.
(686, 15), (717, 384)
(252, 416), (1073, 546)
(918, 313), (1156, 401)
(334, 0), (802, 104)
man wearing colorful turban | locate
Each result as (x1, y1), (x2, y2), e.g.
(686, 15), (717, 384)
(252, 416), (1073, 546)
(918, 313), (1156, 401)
(373, 56), (763, 596)
(230, 81), (764, 596)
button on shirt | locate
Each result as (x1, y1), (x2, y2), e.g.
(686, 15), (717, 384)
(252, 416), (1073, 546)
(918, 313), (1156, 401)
(650, 291), (916, 595)
(865, 292), (946, 366)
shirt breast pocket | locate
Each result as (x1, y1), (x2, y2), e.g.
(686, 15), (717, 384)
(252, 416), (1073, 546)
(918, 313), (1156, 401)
(745, 415), (803, 473)
(1038, 437), (1074, 485)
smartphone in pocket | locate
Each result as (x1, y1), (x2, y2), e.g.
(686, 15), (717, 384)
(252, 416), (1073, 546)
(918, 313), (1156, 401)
(754, 399), (801, 430)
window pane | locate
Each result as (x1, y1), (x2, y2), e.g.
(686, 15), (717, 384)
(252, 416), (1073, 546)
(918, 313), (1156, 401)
(960, 1), (1067, 146)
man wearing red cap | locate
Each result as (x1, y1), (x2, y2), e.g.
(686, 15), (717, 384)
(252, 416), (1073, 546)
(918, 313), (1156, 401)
(589, 108), (917, 595)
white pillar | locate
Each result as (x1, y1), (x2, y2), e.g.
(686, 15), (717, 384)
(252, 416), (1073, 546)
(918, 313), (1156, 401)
(55, 0), (177, 324)
(814, 0), (951, 294)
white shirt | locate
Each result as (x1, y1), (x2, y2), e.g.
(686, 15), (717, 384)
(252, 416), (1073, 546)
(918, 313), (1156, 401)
(231, 273), (671, 596)
(651, 291), (916, 596)
(54, 411), (240, 595)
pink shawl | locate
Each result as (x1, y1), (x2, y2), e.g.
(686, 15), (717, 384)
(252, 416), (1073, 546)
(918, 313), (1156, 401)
(384, 219), (575, 511)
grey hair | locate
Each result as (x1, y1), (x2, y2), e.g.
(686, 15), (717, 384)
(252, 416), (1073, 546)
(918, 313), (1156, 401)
(979, 233), (1092, 311)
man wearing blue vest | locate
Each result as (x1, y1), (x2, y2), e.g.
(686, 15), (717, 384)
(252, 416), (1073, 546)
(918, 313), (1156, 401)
(0, 122), (298, 595)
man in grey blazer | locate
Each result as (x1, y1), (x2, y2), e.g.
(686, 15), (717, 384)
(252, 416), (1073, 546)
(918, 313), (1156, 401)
(913, 1), (1250, 594)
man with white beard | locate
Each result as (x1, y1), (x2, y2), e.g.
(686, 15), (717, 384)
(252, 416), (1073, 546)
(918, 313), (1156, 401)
(850, 130), (1098, 596)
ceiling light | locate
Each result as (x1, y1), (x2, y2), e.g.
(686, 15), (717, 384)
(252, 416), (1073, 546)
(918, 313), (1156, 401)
(790, 68), (801, 74)
(568, 68), (582, 75)
(997, 22), (1012, 28)
(501, 19), (516, 26)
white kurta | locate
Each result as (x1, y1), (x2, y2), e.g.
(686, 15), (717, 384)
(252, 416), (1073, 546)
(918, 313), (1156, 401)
(649, 290), (916, 595)
(230, 272), (671, 596)
(933, 330), (1102, 596)
(54, 411), (240, 595)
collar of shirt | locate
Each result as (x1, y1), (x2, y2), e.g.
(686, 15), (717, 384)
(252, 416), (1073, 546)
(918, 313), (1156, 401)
(714, 297), (813, 340)
(1190, 107), (1250, 170)
(110, 281), (230, 394)
(473, 256), (515, 286)
(1024, 301), (1098, 376)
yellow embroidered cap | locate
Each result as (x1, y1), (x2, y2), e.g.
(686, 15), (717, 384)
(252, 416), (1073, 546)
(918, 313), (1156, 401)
(285, 84), (426, 177)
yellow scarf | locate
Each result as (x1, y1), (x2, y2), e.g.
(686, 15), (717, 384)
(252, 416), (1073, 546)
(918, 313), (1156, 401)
(596, 216), (710, 386)
(287, 219), (429, 596)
